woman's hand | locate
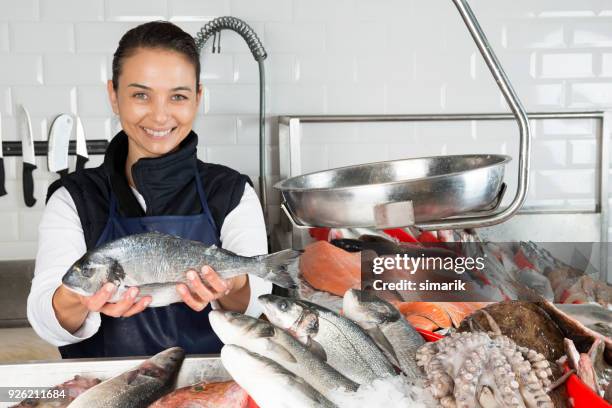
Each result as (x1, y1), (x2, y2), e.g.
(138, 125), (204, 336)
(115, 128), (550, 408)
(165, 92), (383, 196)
(79, 283), (151, 318)
(177, 266), (249, 312)
(53, 284), (152, 334)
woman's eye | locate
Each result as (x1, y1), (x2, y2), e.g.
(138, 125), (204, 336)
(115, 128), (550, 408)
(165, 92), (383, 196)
(133, 92), (148, 100)
(171, 94), (188, 101)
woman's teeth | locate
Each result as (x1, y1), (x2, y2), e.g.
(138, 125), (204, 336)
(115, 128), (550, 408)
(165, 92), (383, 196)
(143, 127), (173, 137)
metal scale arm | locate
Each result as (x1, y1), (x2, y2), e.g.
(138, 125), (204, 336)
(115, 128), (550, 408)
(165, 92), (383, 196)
(194, 17), (269, 216)
(418, 0), (531, 230)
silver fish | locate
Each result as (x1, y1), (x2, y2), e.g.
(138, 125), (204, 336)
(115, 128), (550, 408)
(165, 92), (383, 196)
(258, 294), (396, 385)
(342, 289), (425, 381)
(221, 345), (336, 408)
(69, 347), (184, 408)
(209, 310), (359, 400)
(62, 232), (300, 306)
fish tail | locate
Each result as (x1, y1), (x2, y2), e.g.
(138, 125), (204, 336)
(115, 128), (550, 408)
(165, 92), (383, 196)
(255, 249), (301, 289)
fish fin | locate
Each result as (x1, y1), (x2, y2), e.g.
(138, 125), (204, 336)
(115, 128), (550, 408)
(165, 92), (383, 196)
(265, 341), (298, 364)
(124, 369), (140, 385)
(254, 249), (302, 289)
(366, 328), (400, 367)
(306, 338), (327, 362)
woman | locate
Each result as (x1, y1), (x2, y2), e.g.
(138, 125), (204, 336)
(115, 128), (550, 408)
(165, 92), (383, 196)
(27, 21), (271, 358)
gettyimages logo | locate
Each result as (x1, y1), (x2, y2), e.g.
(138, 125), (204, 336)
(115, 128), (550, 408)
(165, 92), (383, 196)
(371, 253), (486, 275)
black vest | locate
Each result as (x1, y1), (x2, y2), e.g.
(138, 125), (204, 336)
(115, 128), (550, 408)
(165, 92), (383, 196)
(47, 131), (251, 249)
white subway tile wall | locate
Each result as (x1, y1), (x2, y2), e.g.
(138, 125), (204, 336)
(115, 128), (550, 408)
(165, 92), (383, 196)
(0, 0), (610, 259)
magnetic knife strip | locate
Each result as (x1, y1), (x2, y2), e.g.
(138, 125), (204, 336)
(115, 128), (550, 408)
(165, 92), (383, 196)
(1, 140), (108, 156)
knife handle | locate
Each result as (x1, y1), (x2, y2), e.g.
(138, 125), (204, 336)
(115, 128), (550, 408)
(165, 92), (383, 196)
(76, 154), (89, 172)
(23, 162), (36, 207)
(0, 158), (6, 197)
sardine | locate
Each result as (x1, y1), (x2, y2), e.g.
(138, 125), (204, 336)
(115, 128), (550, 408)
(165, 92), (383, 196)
(62, 232), (299, 306)
(209, 310), (359, 400)
(342, 289), (425, 380)
(68, 347), (184, 408)
(221, 345), (336, 408)
(258, 294), (396, 385)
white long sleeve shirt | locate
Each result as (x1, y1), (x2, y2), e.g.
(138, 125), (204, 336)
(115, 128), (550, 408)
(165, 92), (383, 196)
(27, 183), (271, 347)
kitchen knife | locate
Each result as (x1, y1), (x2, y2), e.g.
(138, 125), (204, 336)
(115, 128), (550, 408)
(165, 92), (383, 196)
(0, 112), (6, 197)
(75, 116), (88, 171)
(48, 114), (73, 179)
(18, 105), (36, 207)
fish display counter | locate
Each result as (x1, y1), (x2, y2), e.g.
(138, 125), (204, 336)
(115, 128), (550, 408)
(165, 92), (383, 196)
(0, 355), (231, 408)
(1, 228), (610, 408)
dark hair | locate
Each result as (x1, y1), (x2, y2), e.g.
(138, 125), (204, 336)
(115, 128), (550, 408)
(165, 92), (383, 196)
(111, 21), (200, 90)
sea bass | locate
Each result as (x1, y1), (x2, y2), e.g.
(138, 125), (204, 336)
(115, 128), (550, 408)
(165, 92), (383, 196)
(342, 289), (425, 381)
(11, 375), (101, 408)
(220, 345), (336, 408)
(209, 310), (359, 400)
(68, 347), (184, 408)
(258, 294), (396, 385)
(148, 380), (248, 408)
(62, 232), (299, 306)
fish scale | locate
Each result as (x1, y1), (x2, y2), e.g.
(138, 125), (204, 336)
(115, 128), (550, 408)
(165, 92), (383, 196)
(62, 232), (300, 307)
(342, 289), (425, 380)
(209, 310), (358, 402)
(259, 295), (396, 385)
(68, 347), (184, 408)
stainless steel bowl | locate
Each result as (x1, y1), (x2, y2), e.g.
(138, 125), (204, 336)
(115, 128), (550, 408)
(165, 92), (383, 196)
(275, 154), (510, 228)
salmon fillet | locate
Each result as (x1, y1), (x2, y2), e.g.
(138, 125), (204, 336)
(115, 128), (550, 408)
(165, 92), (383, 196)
(393, 302), (489, 331)
(300, 241), (361, 296)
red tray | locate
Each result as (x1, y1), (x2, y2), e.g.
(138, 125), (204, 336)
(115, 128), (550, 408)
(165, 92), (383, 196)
(416, 328), (611, 408)
(563, 365), (611, 408)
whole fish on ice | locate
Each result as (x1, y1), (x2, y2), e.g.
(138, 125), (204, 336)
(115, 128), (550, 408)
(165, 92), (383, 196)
(62, 231), (300, 306)
(221, 345), (336, 408)
(209, 310), (359, 400)
(342, 289), (425, 380)
(259, 294), (396, 385)
(69, 347), (184, 408)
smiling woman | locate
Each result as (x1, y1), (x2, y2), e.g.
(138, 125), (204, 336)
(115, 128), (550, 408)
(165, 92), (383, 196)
(27, 21), (271, 359)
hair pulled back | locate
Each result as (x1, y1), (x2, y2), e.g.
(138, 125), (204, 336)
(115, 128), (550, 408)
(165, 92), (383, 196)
(112, 21), (200, 90)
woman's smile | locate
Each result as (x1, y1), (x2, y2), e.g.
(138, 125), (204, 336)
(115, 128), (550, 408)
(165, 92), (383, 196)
(140, 126), (177, 138)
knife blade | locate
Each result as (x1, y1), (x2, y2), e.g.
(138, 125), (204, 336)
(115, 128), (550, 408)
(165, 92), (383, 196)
(48, 114), (73, 179)
(75, 116), (88, 172)
(0, 112), (6, 197)
(18, 105), (36, 207)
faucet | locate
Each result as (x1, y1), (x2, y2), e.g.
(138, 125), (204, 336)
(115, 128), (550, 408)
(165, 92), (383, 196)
(195, 17), (269, 219)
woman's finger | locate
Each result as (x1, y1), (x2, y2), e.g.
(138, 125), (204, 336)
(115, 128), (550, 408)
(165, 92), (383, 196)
(200, 266), (229, 295)
(177, 283), (208, 312)
(83, 283), (116, 312)
(122, 296), (152, 318)
(186, 270), (218, 301)
(99, 287), (139, 317)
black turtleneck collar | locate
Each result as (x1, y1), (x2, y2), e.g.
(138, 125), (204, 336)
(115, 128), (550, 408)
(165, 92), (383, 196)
(103, 130), (201, 217)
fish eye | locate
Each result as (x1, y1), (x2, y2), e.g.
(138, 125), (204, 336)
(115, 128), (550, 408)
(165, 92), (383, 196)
(279, 301), (288, 311)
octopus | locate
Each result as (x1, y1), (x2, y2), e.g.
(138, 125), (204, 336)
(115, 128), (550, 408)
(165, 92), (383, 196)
(415, 331), (555, 408)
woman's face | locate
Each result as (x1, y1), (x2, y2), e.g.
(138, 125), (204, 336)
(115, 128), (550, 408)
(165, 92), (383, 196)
(107, 47), (201, 160)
